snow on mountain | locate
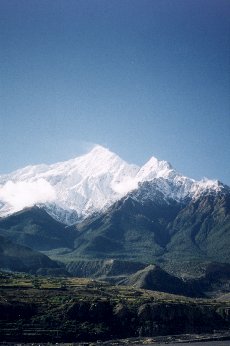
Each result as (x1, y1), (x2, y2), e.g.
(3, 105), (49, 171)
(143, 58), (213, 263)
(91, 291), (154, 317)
(136, 156), (173, 181)
(0, 145), (223, 224)
(0, 146), (138, 221)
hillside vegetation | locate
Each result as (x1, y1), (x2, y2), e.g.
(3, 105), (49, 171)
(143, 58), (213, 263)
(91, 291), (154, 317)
(0, 272), (230, 343)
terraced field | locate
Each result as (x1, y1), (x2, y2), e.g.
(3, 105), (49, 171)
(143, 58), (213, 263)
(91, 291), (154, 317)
(0, 272), (230, 343)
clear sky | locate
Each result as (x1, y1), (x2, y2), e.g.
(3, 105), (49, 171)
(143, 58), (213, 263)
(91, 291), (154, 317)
(0, 0), (230, 184)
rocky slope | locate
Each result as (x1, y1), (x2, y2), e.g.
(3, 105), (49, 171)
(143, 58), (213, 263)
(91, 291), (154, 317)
(166, 188), (230, 263)
(119, 264), (202, 297)
(69, 180), (230, 264)
(66, 258), (146, 280)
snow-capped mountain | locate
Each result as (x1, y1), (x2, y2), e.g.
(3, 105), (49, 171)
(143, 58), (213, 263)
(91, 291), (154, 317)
(0, 145), (223, 224)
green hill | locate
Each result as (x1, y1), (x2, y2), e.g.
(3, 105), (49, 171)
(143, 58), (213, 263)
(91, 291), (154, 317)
(0, 235), (66, 275)
(120, 264), (202, 297)
(0, 206), (76, 251)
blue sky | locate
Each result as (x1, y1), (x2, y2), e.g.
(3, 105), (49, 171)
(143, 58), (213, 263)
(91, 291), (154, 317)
(0, 0), (230, 184)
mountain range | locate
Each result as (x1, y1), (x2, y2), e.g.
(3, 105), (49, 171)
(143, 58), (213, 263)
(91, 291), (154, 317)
(0, 145), (224, 224)
(0, 146), (229, 297)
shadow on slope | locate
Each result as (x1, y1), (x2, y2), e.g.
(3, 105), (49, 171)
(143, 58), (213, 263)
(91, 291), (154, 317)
(0, 206), (76, 251)
(0, 235), (68, 275)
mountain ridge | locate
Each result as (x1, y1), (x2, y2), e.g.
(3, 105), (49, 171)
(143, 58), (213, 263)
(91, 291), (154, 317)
(68, 179), (230, 264)
(0, 145), (225, 224)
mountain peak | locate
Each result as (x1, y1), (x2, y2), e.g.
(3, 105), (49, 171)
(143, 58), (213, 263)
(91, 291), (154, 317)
(0, 146), (227, 224)
(84, 145), (122, 163)
(136, 156), (173, 181)
(146, 156), (172, 171)
(89, 145), (112, 156)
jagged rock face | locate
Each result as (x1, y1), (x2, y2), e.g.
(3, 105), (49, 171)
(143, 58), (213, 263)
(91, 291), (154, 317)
(64, 300), (229, 338)
(67, 301), (113, 323)
(0, 145), (224, 224)
(136, 303), (226, 336)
